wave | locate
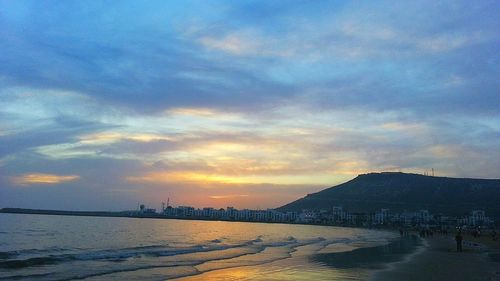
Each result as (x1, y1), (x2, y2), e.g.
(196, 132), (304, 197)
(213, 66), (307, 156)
(55, 248), (273, 281)
(0, 256), (63, 269)
(0, 236), (361, 271)
(0, 236), (296, 269)
(47, 237), (326, 281)
(2, 234), (377, 281)
(0, 272), (53, 280)
(0, 252), (17, 260)
(0, 236), (330, 281)
(0, 246), (71, 257)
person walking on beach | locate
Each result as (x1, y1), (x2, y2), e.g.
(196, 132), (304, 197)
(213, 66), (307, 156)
(455, 231), (463, 252)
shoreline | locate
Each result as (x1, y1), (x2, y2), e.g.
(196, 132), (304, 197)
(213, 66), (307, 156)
(371, 234), (500, 281)
(0, 208), (388, 230)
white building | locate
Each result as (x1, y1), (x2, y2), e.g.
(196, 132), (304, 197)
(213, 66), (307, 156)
(374, 209), (390, 224)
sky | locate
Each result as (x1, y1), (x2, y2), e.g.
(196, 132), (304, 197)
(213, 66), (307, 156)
(0, 0), (499, 211)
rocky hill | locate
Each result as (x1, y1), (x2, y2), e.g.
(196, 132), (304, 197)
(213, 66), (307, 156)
(278, 172), (500, 218)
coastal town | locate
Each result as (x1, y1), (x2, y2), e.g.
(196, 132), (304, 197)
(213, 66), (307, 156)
(133, 203), (497, 230)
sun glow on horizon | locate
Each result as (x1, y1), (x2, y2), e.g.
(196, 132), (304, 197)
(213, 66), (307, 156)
(125, 170), (345, 186)
(209, 194), (249, 199)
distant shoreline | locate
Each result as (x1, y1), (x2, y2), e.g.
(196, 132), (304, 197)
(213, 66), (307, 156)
(0, 207), (242, 222)
(0, 207), (157, 219)
(0, 208), (347, 228)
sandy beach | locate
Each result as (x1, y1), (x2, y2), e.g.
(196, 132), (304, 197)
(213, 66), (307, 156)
(372, 233), (500, 281)
(174, 232), (500, 281)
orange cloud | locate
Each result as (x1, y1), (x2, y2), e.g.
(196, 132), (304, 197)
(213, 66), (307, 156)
(12, 173), (80, 185)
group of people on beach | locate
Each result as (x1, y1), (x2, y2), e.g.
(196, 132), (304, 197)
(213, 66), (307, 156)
(398, 228), (410, 236)
(398, 225), (497, 253)
(454, 227), (498, 252)
(418, 228), (434, 238)
(468, 226), (497, 240)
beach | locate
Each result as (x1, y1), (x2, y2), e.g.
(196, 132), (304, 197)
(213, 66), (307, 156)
(372, 233), (500, 281)
(175, 231), (500, 281)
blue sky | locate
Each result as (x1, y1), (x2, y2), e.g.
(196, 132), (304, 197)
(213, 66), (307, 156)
(0, 0), (499, 210)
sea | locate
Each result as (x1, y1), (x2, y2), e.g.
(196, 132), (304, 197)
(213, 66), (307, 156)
(0, 213), (422, 281)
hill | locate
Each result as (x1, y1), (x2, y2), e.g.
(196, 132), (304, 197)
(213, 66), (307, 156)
(278, 172), (500, 218)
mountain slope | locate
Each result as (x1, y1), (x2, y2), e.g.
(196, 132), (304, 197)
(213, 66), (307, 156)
(278, 172), (500, 218)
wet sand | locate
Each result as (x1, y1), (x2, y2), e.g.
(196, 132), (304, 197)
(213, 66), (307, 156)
(313, 235), (422, 270)
(174, 235), (417, 281)
(173, 234), (500, 281)
(372, 234), (500, 281)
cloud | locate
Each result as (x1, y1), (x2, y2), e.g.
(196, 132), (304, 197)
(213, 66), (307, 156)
(11, 173), (80, 185)
(0, 0), (498, 211)
(166, 107), (221, 117)
(198, 30), (294, 58)
(199, 33), (261, 55)
(1, 1), (498, 118)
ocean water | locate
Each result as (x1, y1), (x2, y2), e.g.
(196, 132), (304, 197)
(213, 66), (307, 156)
(0, 213), (415, 281)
